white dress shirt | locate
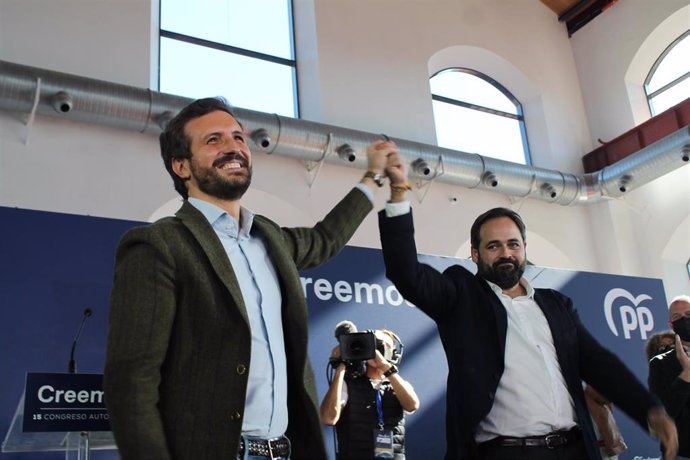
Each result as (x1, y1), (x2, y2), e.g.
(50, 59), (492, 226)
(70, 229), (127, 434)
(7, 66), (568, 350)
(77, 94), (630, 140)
(475, 279), (578, 441)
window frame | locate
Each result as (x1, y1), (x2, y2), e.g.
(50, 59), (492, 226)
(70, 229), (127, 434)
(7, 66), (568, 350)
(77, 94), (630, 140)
(430, 67), (531, 165)
(157, 0), (300, 118)
(644, 29), (690, 116)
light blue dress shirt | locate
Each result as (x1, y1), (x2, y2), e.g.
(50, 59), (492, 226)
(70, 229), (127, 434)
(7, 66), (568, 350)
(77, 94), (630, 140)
(189, 198), (287, 438)
(187, 184), (373, 439)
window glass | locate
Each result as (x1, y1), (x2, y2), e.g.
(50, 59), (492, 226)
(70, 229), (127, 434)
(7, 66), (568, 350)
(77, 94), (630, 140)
(430, 70), (517, 114)
(432, 101), (526, 164)
(649, 77), (690, 115)
(430, 68), (529, 165)
(159, 0), (297, 117)
(645, 31), (690, 115)
(160, 38), (296, 117)
(161, 0), (293, 59)
(646, 33), (690, 93)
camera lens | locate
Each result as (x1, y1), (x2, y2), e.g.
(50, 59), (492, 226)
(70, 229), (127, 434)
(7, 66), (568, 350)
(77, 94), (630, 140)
(339, 332), (376, 361)
(349, 340), (364, 352)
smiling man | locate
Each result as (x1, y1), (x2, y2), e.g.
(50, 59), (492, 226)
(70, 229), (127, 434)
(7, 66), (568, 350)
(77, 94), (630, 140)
(104, 97), (394, 460)
(376, 142), (678, 460)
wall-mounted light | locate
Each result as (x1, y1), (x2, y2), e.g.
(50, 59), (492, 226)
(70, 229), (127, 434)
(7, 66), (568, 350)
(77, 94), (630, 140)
(336, 144), (356, 162)
(50, 91), (72, 113)
(617, 174), (632, 193)
(412, 158), (432, 177)
(541, 183), (557, 199)
(482, 171), (498, 187)
(251, 129), (271, 149)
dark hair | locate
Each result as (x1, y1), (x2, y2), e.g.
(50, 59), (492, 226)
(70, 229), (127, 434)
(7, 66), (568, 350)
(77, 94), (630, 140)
(470, 207), (527, 250)
(159, 97), (238, 199)
(645, 330), (675, 360)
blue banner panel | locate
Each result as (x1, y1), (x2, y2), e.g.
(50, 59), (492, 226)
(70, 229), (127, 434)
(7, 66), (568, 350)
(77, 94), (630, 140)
(0, 207), (135, 460)
(0, 206), (671, 460)
(23, 373), (109, 432)
(303, 247), (670, 460)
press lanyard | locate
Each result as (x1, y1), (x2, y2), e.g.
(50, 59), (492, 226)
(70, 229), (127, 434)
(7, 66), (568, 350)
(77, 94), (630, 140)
(375, 387), (384, 428)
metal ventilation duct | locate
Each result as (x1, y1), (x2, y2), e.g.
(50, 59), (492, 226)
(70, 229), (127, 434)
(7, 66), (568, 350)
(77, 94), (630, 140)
(1, 59), (688, 206)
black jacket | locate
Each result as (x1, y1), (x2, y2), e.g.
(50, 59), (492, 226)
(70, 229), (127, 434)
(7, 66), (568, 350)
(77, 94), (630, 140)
(336, 376), (405, 459)
(379, 210), (659, 460)
(649, 347), (690, 457)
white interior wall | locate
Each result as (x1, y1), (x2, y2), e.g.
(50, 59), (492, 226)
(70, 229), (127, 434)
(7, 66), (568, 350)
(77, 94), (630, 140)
(0, 0), (153, 87)
(0, 0), (688, 298)
(571, 0), (690, 142)
(570, 0), (690, 300)
(625, 4), (690, 126)
(307, 0), (591, 174)
(662, 214), (690, 301)
(300, 0), (600, 271)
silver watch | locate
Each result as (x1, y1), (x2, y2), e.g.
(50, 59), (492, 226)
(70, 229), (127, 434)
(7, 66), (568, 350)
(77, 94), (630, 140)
(364, 170), (385, 187)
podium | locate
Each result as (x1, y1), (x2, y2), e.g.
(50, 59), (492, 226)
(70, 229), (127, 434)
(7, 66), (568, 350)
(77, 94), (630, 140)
(2, 373), (116, 459)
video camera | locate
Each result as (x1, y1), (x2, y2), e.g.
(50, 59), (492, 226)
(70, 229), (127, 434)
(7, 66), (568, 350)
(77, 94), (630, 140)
(338, 331), (386, 362)
(328, 321), (404, 381)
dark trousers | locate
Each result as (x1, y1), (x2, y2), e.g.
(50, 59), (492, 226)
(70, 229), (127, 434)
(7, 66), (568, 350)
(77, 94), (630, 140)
(477, 438), (588, 460)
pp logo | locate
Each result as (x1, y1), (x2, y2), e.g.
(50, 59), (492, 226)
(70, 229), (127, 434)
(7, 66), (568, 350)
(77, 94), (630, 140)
(604, 288), (654, 340)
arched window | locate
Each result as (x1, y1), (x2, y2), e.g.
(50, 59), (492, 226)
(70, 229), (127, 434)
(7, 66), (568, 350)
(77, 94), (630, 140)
(430, 68), (530, 165)
(159, 0), (298, 118)
(645, 30), (690, 116)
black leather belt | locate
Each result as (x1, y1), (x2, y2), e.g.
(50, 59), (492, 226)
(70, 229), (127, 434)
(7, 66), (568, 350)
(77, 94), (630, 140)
(482, 429), (582, 449)
(239, 436), (290, 458)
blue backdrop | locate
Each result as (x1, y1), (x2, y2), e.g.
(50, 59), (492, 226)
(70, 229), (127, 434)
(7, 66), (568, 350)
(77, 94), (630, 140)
(0, 206), (670, 459)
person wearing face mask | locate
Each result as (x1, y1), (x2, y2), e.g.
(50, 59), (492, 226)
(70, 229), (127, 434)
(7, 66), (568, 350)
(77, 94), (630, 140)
(649, 295), (690, 459)
(376, 141), (678, 460)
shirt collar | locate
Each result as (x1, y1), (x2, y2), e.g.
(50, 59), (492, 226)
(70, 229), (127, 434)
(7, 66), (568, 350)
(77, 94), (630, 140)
(187, 197), (255, 239)
(485, 277), (535, 299)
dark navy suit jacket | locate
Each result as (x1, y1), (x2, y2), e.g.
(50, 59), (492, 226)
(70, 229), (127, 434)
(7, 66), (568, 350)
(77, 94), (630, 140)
(379, 210), (658, 460)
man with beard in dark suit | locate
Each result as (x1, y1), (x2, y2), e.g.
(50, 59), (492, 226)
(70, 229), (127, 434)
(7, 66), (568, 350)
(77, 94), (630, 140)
(375, 140), (678, 460)
(104, 97), (396, 460)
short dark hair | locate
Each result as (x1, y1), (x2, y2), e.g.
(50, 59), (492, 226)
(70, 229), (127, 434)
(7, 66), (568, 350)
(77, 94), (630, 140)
(470, 207), (527, 250)
(159, 97), (238, 199)
(645, 330), (675, 360)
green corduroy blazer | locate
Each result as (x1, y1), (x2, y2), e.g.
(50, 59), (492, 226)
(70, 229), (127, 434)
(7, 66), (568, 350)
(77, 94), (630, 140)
(104, 187), (372, 460)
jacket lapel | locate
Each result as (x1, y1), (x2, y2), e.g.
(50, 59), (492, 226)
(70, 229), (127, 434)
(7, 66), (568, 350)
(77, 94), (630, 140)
(252, 217), (309, 350)
(533, 290), (573, 380)
(475, 273), (509, 354)
(252, 218), (306, 319)
(176, 201), (250, 326)
(534, 290), (561, 346)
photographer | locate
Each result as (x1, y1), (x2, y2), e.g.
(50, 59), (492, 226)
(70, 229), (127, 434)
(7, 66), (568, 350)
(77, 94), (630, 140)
(320, 327), (419, 460)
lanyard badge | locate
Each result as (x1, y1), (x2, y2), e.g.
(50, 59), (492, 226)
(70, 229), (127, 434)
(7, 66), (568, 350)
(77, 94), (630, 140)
(373, 388), (394, 458)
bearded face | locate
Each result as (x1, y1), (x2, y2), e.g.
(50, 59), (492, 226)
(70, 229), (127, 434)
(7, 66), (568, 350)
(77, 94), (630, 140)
(476, 255), (526, 290)
(175, 110), (253, 202)
(189, 151), (252, 201)
(471, 216), (527, 290)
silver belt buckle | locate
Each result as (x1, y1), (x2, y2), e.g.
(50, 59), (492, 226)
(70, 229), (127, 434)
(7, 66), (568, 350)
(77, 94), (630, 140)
(544, 434), (561, 449)
(267, 438), (275, 460)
